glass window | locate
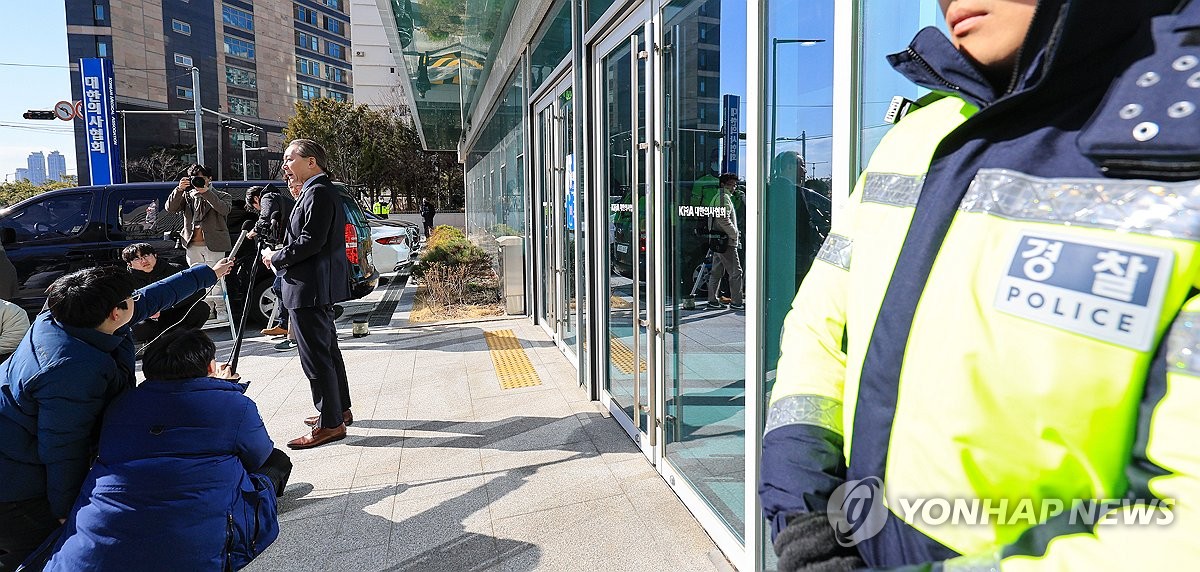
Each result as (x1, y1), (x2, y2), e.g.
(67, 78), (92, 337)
(172, 19), (191, 35)
(296, 56), (321, 77)
(228, 95), (258, 117)
(174, 53), (193, 67)
(325, 65), (347, 84)
(295, 5), (319, 25)
(225, 65), (257, 89)
(323, 16), (345, 35)
(298, 83), (320, 101)
(1, 193), (93, 242)
(324, 0), (343, 11)
(464, 68), (525, 241)
(529, 1), (571, 93)
(586, 0), (618, 30)
(113, 195), (172, 241)
(326, 90), (348, 102)
(224, 37), (255, 60)
(176, 86), (194, 100)
(325, 41), (346, 60)
(760, 1), (835, 564)
(94, 4), (105, 22)
(296, 31), (319, 52)
(96, 40), (109, 57)
(178, 118), (195, 131)
(222, 5), (254, 31)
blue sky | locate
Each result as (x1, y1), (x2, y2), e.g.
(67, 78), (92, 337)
(0, 3), (75, 181)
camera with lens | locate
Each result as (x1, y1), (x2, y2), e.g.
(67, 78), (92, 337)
(189, 175), (207, 188)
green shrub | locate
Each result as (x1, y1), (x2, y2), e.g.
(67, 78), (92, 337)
(414, 235), (493, 307)
(425, 225), (466, 251)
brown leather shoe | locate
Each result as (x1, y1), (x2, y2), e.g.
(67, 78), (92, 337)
(260, 326), (288, 337)
(287, 424), (347, 450)
(304, 409), (353, 427)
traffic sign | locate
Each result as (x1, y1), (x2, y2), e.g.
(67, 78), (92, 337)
(74, 100), (84, 120)
(54, 100), (74, 121)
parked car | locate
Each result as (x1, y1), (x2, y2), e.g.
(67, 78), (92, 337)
(369, 224), (415, 280)
(0, 181), (377, 324)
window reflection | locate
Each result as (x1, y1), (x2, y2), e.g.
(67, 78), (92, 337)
(661, 0), (748, 541)
(761, 1), (835, 567)
(763, 0), (834, 383)
(856, 1), (943, 171)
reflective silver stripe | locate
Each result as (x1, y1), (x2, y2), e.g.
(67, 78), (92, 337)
(764, 394), (843, 436)
(959, 168), (1200, 241)
(1166, 312), (1200, 376)
(816, 233), (852, 270)
(943, 551), (1001, 572)
(862, 172), (925, 207)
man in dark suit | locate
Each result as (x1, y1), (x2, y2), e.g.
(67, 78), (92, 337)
(262, 139), (353, 449)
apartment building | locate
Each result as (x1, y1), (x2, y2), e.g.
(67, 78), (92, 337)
(65, 0), (355, 184)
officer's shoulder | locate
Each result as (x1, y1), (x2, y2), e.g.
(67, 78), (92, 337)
(884, 92), (948, 125)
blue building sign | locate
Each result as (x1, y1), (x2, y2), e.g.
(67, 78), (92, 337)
(80, 58), (123, 184)
(565, 154), (576, 231)
(722, 94), (740, 176)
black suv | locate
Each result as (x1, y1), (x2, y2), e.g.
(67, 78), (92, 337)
(0, 181), (378, 323)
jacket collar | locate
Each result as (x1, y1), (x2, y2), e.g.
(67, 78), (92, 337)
(138, 376), (248, 394)
(301, 173), (330, 194)
(47, 313), (124, 353)
(889, 0), (1179, 109)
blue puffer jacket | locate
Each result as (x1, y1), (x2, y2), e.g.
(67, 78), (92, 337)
(0, 264), (217, 518)
(45, 376), (276, 571)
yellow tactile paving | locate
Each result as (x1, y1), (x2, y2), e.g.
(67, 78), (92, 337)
(609, 336), (648, 374)
(483, 329), (543, 389)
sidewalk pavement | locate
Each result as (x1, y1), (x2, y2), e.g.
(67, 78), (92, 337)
(224, 280), (728, 571)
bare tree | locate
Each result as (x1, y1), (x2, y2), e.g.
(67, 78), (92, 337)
(127, 148), (188, 182)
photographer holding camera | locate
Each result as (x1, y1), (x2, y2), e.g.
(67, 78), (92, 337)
(166, 165), (232, 318)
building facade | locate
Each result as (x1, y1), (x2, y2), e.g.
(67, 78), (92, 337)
(14, 168), (30, 183)
(26, 152), (47, 185)
(373, 1), (938, 568)
(349, 0), (408, 109)
(64, 0), (356, 184)
(47, 151), (68, 182)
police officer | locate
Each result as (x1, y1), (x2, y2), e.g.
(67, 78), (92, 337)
(761, 1), (1195, 570)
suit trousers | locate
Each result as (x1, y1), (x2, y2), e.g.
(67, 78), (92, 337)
(290, 304), (351, 428)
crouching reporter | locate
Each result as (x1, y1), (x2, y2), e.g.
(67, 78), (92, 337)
(40, 329), (291, 571)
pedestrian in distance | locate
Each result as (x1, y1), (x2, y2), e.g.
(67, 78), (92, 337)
(0, 260), (232, 570)
(762, 0), (1198, 570)
(420, 198), (437, 240)
(41, 328), (291, 571)
(705, 174), (744, 311)
(262, 139), (353, 449)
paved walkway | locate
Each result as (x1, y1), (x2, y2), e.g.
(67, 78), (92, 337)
(221, 281), (726, 571)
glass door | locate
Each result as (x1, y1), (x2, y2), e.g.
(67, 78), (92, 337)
(532, 77), (579, 361)
(659, 0), (748, 550)
(598, 14), (656, 448)
(534, 100), (558, 340)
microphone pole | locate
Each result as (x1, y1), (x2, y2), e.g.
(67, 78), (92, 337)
(228, 220), (258, 373)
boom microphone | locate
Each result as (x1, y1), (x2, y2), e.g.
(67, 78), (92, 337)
(229, 220), (255, 257)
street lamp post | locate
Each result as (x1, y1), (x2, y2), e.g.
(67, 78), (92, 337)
(768, 38), (825, 175)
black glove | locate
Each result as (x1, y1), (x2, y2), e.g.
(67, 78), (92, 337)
(775, 512), (866, 572)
